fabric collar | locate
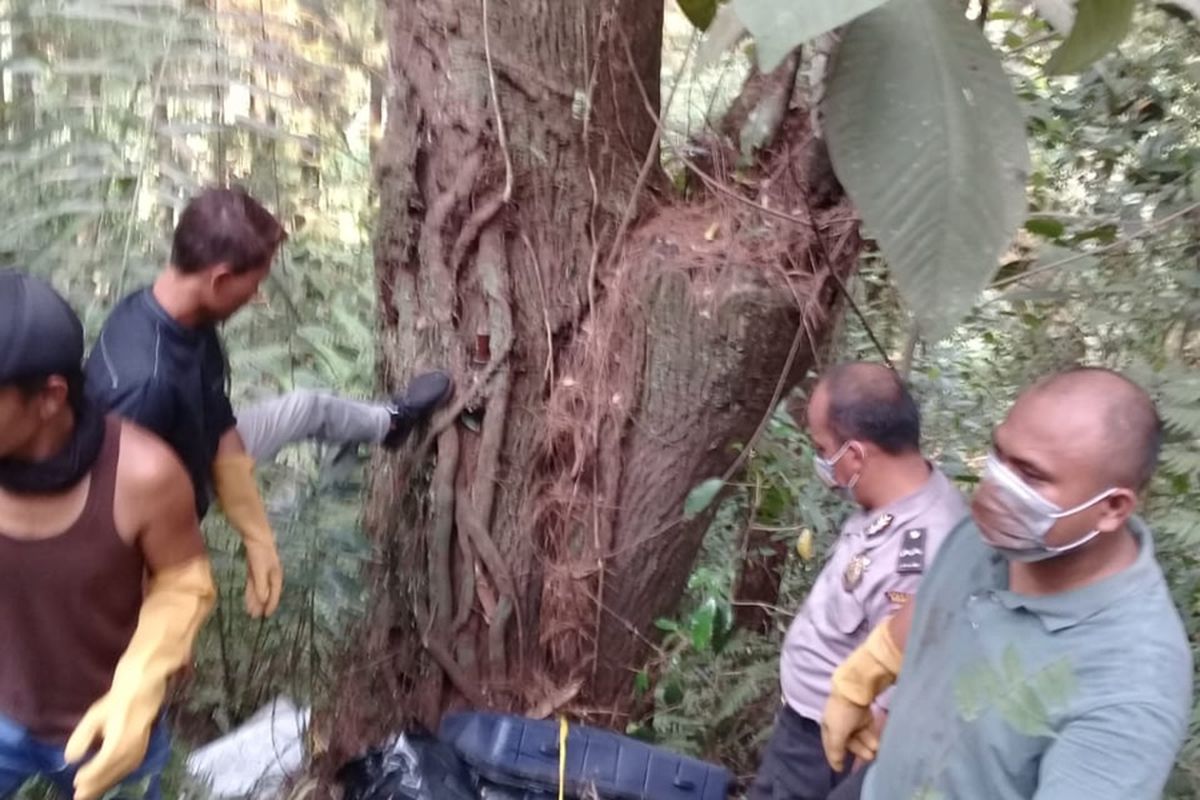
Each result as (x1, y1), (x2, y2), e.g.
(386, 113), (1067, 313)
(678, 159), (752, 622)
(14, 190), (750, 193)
(139, 287), (203, 344)
(992, 517), (1160, 632)
(847, 464), (951, 547)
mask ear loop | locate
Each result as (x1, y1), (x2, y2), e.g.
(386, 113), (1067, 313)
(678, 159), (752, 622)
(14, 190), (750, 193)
(1048, 488), (1117, 520)
(827, 440), (853, 465)
(844, 442), (866, 490)
(1044, 528), (1103, 554)
(1042, 489), (1119, 554)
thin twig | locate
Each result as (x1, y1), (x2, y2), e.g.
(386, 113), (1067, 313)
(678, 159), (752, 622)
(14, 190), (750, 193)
(1008, 31), (1057, 54)
(829, 270), (893, 368)
(989, 200), (1200, 293)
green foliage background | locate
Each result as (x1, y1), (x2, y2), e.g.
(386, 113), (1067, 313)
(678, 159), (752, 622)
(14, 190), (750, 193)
(2, 0), (1198, 797)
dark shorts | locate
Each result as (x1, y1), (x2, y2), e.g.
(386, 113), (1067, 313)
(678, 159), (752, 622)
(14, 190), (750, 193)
(748, 704), (849, 800)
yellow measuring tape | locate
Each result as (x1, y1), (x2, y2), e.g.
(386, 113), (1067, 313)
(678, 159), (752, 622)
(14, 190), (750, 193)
(558, 715), (568, 800)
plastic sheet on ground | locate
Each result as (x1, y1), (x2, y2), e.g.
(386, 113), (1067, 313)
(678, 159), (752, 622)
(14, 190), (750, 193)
(185, 697), (309, 799)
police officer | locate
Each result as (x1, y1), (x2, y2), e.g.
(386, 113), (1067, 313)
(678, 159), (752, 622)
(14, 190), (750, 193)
(748, 362), (967, 800)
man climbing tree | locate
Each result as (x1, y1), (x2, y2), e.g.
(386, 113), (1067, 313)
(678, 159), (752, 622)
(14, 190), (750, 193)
(86, 187), (453, 618)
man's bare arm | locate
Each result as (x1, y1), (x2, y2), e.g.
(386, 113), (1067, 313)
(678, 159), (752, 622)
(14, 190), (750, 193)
(114, 423), (207, 568)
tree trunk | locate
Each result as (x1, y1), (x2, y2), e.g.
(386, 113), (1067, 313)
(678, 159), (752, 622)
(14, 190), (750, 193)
(322, 0), (860, 764)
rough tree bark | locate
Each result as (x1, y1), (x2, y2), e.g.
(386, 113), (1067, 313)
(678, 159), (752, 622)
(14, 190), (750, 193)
(323, 0), (861, 762)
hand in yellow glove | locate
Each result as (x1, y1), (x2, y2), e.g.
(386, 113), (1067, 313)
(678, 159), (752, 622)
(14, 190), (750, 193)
(821, 616), (903, 772)
(824, 696), (882, 769)
(213, 454), (283, 617)
(66, 558), (215, 800)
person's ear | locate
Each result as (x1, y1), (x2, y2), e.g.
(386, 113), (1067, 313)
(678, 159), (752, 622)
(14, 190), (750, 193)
(1096, 489), (1137, 533)
(840, 441), (867, 477)
(207, 263), (235, 295)
(36, 376), (70, 421)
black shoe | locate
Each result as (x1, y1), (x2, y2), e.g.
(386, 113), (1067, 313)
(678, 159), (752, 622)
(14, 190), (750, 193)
(383, 370), (454, 449)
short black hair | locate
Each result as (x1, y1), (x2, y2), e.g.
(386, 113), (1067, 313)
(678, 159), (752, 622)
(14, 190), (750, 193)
(171, 186), (287, 275)
(822, 362), (921, 455)
(1033, 367), (1162, 490)
(12, 369), (87, 415)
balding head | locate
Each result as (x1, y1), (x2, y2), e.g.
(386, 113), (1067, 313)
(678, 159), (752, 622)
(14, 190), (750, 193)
(1021, 367), (1162, 491)
(810, 362), (920, 455)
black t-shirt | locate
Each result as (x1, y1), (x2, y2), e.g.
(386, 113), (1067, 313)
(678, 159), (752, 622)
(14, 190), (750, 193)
(85, 288), (237, 518)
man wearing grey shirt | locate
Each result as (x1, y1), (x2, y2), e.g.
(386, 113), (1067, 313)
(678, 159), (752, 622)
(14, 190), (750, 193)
(825, 367), (1192, 800)
(749, 363), (968, 800)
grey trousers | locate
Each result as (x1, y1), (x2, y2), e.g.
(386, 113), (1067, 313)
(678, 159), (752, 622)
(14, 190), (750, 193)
(235, 390), (391, 463)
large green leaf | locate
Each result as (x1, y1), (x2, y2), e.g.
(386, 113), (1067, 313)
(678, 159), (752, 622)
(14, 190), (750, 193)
(731, 0), (892, 72)
(1045, 0), (1136, 74)
(824, 0), (1030, 339)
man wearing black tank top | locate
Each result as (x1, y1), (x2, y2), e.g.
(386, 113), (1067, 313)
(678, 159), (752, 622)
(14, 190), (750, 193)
(0, 271), (215, 800)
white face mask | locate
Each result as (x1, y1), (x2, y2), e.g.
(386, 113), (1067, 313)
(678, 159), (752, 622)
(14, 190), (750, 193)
(814, 441), (860, 499)
(976, 453), (1115, 562)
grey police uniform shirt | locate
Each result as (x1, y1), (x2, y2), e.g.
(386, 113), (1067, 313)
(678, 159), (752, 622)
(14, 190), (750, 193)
(780, 466), (968, 722)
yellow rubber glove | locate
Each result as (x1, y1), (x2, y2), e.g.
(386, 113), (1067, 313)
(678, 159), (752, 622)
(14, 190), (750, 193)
(821, 617), (903, 771)
(65, 558), (216, 800)
(213, 454), (283, 618)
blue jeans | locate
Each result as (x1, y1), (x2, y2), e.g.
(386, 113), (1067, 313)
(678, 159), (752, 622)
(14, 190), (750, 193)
(0, 713), (170, 799)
